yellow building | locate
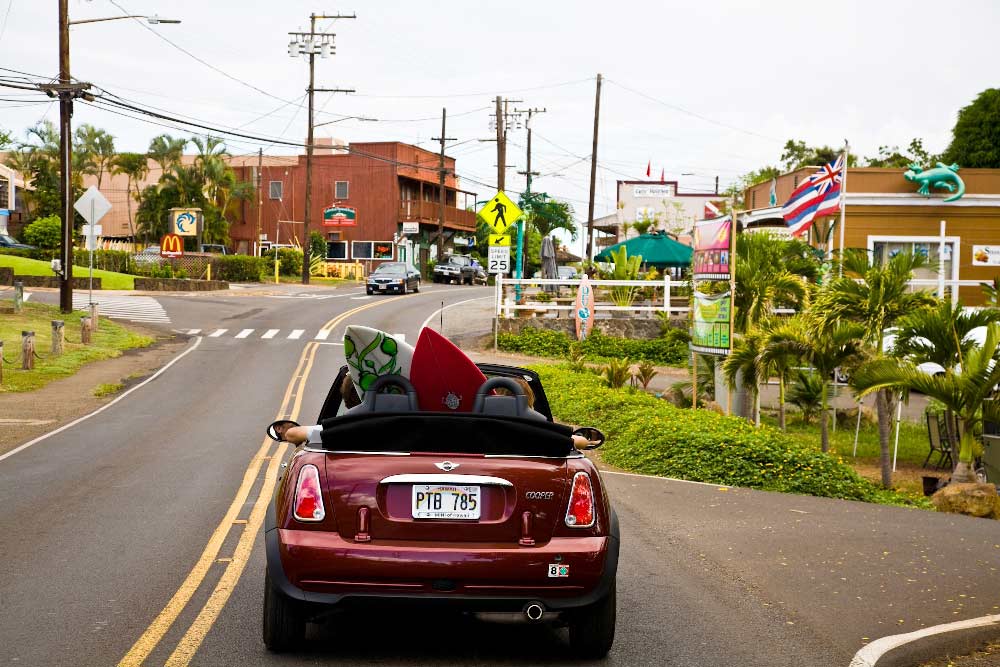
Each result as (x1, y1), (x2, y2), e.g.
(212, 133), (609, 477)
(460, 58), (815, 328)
(740, 167), (1000, 305)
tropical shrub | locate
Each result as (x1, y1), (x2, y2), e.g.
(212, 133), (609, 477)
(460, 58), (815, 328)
(534, 365), (919, 505)
(497, 327), (689, 366)
(787, 370), (824, 425)
(212, 255), (267, 282)
(22, 215), (64, 250)
(266, 248), (303, 277)
(602, 357), (631, 388)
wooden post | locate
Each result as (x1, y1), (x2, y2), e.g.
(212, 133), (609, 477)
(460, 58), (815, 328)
(13, 280), (23, 313)
(81, 317), (92, 345)
(21, 331), (34, 370)
(691, 351), (698, 410)
(0, 340), (4, 385)
(89, 302), (99, 329)
(51, 320), (64, 356)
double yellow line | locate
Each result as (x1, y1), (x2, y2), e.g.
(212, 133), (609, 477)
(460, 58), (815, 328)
(119, 293), (415, 667)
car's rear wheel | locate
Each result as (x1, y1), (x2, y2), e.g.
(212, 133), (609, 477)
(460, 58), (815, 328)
(262, 569), (305, 652)
(568, 583), (616, 658)
(413, 279), (420, 293)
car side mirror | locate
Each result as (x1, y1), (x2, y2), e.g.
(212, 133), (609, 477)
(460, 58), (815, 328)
(267, 419), (300, 442)
(572, 426), (605, 450)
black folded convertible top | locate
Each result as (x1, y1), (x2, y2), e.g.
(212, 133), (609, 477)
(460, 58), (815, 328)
(318, 412), (575, 457)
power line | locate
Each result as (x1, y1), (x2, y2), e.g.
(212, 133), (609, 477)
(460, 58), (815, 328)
(605, 78), (782, 144)
(0, 1), (15, 46)
(352, 77), (594, 99)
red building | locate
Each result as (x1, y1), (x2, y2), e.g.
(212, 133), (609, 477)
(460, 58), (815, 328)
(229, 141), (479, 268)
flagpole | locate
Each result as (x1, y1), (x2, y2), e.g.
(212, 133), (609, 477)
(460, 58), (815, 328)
(838, 140), (849, 276)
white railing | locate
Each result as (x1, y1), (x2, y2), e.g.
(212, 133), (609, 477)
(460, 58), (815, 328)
(494, 275), (691, 318)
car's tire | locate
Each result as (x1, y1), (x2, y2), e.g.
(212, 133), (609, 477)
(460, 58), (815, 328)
(366, 288), (373, 295)
(413, 280), (420, 293)
(401, 283), (407, 295)
(262, 569), (305, 652)
(568, 583), (616, 659)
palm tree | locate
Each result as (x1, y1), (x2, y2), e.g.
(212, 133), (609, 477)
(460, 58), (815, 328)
(852, 323), (1000, 483)
(764, 316), (866, 451)
(722, 328), (767, 425)
(816, 249), (936, 487)
(111, 152), (149, 240)
(522, 196), (576, 240)
(74, 124), (115, 189)
(147, 134), (187, 176)
(733, 232), (811, 334)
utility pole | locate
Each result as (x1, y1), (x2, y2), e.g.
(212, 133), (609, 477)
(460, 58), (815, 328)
(515, 107), (545, 296)
(432, 108), (456, 261)
(58, 0), (74, 313)
(256, 148), (263, 256)
(495, 96), (504, 191)
(585, 73), (602, 264)
(288, 12), (355, 285)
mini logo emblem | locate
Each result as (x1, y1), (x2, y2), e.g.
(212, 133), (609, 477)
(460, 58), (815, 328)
(443, 392), (461, 410)
(525, 491), (554, 500)
(435, 461), (460, 472)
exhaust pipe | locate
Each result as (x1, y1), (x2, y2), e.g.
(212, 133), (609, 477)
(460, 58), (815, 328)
(523, 602), (545, 622)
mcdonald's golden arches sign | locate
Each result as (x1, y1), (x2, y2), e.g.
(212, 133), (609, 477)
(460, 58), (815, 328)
(160, 233), (184, 258)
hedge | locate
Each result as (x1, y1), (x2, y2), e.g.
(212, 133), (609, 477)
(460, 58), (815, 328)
(534, 365), (923, 506)
(498, 327), (689, 366)
(265, 248), (303, 277)
(211, 255), (268, 282)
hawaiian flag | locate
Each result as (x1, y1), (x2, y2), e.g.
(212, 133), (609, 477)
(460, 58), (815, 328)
(646, 160), (651, 177)
(781, 154), (845, 237)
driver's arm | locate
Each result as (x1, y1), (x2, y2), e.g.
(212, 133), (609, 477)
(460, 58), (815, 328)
(282, 425), (323, 445)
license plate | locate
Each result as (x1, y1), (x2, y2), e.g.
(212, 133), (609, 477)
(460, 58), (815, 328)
(379, 284), (388, 290)
(412, 484), (480, 520)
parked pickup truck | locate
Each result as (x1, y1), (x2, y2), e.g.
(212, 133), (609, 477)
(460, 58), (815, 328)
(433, 254), (487, 285)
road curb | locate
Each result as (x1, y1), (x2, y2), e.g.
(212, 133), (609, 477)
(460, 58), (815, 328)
(849, 614), (1000, 667)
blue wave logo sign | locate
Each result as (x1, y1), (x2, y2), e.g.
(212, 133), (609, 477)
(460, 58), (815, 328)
(174, 211), (197, 235)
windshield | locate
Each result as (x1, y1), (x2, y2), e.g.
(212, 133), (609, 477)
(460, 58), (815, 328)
(0, 234), (17, 244)
(372, 263), (406, 275)
(447, 256), (471, 266)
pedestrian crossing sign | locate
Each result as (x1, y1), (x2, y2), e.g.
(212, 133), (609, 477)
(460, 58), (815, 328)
(479, 190), (522, 234)
(488, 234), (510, 247)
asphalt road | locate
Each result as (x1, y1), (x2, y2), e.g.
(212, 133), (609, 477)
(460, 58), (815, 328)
(1, 283), (998, 667)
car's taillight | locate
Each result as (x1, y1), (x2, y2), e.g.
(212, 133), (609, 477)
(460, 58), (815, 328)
(565, 472), (595, 528)
(293, 464), (325, 522)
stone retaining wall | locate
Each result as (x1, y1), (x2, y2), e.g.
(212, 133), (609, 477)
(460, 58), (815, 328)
(12, 275), (102, 289)
(133, 278), (229, 291)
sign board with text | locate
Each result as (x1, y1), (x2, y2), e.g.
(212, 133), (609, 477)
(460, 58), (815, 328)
(973, 245), (1000, 266)
(690, 291), (732, 355)
(323, 205), (357, 226)
(487, 245), (510, 274)
(401, 221), (420, 235)
(160, 233), (184, 258)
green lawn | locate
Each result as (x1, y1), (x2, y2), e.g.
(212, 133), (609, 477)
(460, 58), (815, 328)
(0, 301), (152, 392)
(0, 254), (135, 290)
(763, 413), (931, 467)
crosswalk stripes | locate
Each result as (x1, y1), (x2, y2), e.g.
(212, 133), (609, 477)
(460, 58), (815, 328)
(181, 328), (405, 343)
(71, 294), (170, 324)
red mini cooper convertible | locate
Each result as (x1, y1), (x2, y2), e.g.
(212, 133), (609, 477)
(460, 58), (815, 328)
(263, 366), (619, 657)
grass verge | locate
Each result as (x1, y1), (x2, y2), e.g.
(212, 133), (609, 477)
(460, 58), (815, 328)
(93, 382), (124, 397)
(533, 364), (929, 508)
(0, 302), (153, 393)
(0, 254), (136, 290)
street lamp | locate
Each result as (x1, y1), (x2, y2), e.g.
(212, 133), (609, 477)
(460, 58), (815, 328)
(55, 2), (180, 313)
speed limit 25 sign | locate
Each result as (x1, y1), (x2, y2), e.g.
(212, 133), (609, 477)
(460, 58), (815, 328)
(487, 245), (510, 274)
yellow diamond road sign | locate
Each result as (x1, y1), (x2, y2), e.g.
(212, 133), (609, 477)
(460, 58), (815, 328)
(488, 234), (510, 247)
(480, 190), (522, 234)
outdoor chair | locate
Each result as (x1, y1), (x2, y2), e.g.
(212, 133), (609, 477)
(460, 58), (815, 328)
(924, 413), (954, 470)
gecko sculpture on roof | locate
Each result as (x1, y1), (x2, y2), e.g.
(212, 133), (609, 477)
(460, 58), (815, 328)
(904, 162), (965, 203)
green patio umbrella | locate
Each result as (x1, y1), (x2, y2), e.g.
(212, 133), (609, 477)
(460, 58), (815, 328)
(594, 231), (692, 268)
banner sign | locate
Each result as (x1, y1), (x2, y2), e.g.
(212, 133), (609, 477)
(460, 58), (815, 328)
(401, 221), (419, 235)
(973, 245), (1000, 266)
(633, 184), (675, 198)
(691, 291), (732, 355)
(323, 206), (357, 226)
(693, 216), (733, 279)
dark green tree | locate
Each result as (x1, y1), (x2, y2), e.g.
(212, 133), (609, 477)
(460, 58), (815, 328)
(780, 139), (857, 170)
(942, 88), (1000, 167)
(864, 138), (934, 168)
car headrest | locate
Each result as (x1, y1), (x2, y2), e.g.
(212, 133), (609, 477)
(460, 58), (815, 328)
(346, 374), (420, 414)
(473, 377), (545, 420)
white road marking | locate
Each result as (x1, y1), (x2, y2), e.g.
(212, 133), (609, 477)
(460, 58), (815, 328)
(208, 329), (228, 338)
(314, 329), (331, 341)
(350, 295), (372, 300)
(0, 337), (203, 464)
(72, 294), (169, 324)
(849, 613), (1000, 667)
(317, 342), (344, 346)
(287, 329), (304, 340)
(261, 329), (279, 339)
(235, 329), (254, 339)
(186, 329), (201, 335)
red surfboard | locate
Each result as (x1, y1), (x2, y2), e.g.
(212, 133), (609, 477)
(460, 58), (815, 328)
(409, 328), (487, 412)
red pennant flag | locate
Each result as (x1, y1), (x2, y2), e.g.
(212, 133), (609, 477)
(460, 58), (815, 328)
(646, 160), (651, 177)
(660, 168), (665, 183)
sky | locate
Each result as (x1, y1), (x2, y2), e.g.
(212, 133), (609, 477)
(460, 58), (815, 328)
(1, 0), (998, 252)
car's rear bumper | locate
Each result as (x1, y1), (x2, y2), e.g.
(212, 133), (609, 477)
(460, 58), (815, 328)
(265, 509), (619, 613)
